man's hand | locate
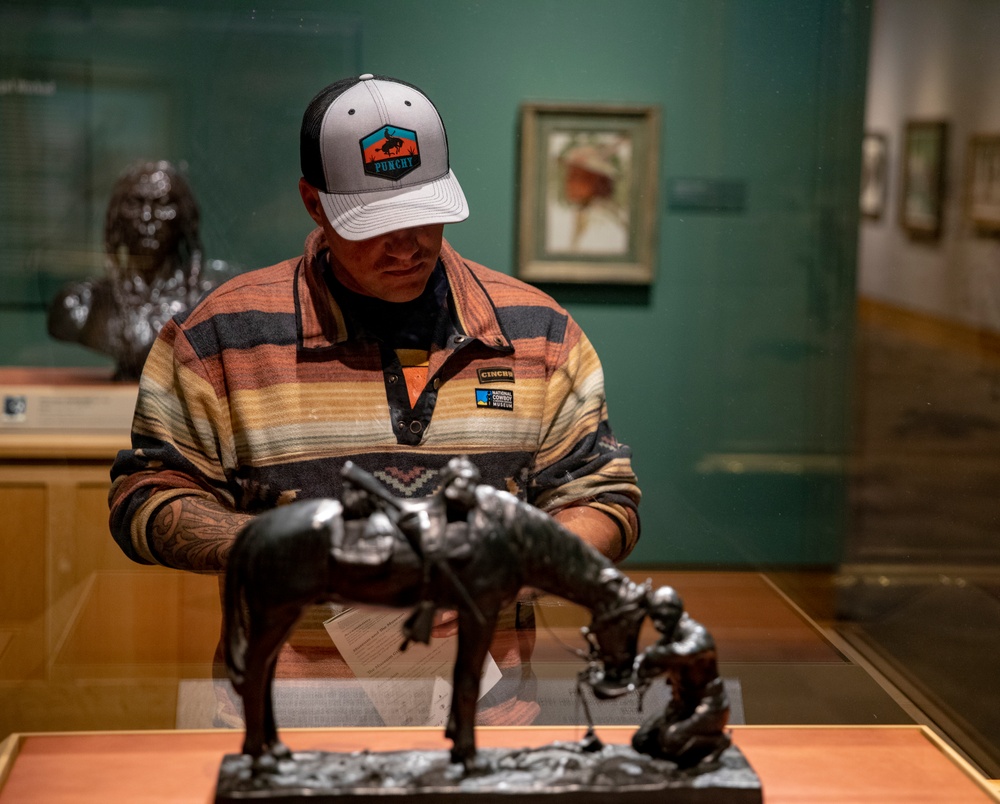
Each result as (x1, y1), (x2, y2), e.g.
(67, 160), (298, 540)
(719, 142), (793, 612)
(634, 650), (656, 681)
(430, 608), (459, 638)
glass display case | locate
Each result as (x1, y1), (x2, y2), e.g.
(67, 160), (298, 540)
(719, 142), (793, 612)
(1, 1), (998, 800)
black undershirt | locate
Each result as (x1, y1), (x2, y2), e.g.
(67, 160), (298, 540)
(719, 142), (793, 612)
(323, 255), (451, 351)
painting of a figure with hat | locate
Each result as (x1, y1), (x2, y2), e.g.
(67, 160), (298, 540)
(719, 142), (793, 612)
(545, 132), (631, 256)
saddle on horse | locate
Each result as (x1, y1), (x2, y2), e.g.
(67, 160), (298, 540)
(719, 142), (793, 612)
(330, 511), (397, 567)
(338, 462), (486, 648)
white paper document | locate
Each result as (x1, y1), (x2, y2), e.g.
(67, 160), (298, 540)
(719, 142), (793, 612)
(324, 606), (502, 727)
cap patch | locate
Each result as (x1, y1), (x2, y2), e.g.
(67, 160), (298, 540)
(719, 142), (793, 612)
(360, 125), (421, 181)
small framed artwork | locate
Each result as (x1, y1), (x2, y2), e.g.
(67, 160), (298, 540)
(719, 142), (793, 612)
(966, 134), (1000, 233)
(900, 120), (948, 238)
(518, 102), (660, 284)
(860, 132), (888, 220)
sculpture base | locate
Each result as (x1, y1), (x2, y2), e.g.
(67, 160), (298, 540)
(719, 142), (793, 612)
(215, 740), (761, 803)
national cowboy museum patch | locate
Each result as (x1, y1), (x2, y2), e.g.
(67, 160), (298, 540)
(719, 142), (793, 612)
(476, 388), (514, 411)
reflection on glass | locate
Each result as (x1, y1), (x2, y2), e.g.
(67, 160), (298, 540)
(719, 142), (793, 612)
(46, 160), (234, 380)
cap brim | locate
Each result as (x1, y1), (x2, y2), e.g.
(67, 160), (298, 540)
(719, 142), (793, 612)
(319, 169), (469, 241)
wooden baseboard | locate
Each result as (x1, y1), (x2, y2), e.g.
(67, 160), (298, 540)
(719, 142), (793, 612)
(857, 297), (1000, 363)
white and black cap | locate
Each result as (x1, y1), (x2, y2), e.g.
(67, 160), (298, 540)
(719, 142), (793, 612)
(300, 74), (469, 241)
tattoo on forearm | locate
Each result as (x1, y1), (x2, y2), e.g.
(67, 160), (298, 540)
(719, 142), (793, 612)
(151, 498), (250, 573)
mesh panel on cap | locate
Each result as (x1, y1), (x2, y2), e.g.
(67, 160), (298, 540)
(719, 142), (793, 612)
(300, 77), (358, 190)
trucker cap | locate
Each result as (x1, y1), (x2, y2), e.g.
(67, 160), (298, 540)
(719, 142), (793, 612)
(300, 74), (469, 241)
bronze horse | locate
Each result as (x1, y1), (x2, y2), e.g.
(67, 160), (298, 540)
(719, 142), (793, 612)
(224, 463), (648, 772)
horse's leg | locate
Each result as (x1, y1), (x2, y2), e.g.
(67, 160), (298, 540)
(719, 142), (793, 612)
(261, 641), (289, 760)
(237, 610), (270, 759)
(447, 607), (498, 769)
(261, 603), (304, 760)
(240, 605), (301, 771)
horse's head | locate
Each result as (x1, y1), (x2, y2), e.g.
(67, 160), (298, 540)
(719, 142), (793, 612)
(581, 573), (650, 700)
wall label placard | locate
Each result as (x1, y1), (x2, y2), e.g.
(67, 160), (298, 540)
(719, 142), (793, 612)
(667, 178), (747, 213)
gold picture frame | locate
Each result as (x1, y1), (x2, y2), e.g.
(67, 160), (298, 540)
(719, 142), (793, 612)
(966, 134), (1000, 233)
(517, 103), (660, 284)
(900, 120), (948, 239)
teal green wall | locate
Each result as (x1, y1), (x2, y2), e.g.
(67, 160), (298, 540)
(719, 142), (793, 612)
(0, 1), (871, 567)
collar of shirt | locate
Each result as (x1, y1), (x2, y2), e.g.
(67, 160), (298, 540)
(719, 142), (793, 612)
(295, 228), (512, 355)
(322, 256), (449, 349)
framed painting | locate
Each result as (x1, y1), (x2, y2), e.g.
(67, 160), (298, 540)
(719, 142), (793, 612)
(966, 134), (1000, 233)
(900, 120), (948, 238)
(860, 132), (888, 220)
(518, 103), (660, 284)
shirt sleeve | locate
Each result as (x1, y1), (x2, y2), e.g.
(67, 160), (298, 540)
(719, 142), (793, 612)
(108, 318), (237, 565)
(529, 320), (641, 560)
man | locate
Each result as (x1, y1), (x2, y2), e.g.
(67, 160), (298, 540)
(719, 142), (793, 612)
(108, 74), (640, 719)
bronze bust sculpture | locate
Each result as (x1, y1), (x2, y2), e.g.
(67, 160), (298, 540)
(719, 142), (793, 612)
(47, 160), (233, 380)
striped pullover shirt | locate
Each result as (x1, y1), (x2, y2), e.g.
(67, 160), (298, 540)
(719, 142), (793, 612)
(109, 229), (640, 566)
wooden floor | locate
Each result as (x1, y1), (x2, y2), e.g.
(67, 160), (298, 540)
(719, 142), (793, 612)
(824, 302), (1000, 776)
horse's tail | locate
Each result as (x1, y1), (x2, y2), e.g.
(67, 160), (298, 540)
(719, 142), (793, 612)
(223, 523), (253, 688)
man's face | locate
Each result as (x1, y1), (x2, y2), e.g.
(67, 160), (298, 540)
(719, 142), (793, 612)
(325, 223), (444, 302)
(299, 179), (445, 302)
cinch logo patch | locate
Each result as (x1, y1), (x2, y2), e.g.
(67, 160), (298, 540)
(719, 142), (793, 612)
(360, 125), (420, 180)
(476, 367), (515, 384)
(476, 388), (514, 411)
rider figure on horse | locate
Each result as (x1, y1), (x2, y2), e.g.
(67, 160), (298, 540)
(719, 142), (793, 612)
(339, 457), (484, 646)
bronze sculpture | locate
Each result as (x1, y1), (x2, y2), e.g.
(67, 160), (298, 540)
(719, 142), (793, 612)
(218, 458), (760, 802)
(47, 160), (234, 380)
(627, 587), (732, 766)
(225, 458), (647, 772)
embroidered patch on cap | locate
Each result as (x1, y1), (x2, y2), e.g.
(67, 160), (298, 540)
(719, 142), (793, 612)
(360, 125), (421, 180)
(476, 388), (513, 411)
(476, 367), (515, 384)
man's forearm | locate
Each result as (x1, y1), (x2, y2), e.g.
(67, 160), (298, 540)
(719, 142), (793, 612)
(150, 496), (252, 573)
(553, 505), (623, 562)
(150, 494), (619, 572)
